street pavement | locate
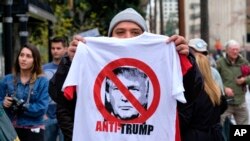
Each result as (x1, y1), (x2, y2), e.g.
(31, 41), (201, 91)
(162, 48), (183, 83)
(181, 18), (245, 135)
(246, 87), (250, 124)
(228, 86), (250, 125)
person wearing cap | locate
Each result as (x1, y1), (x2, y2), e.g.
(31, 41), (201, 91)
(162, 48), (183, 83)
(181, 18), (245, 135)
(189, 38), (218, 67)
(68, 8), (189, 60)
(180, 38), (228, 141)
(189, 38), (225, 96)
(217, 40), (250, 125)
(49, 8), (202, 141)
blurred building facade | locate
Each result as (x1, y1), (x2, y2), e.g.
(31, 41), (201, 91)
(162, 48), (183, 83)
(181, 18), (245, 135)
(147, 0), (248, 53)
(184, 0), (250, 60)
(185, 0), (247, 51)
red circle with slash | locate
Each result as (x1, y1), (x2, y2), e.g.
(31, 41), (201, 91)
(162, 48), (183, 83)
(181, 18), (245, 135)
(94, 58), (160, 123)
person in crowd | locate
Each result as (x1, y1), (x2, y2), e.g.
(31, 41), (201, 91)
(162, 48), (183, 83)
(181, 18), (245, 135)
(43, 36), (68, 78)
(217, 40), (249, 125)
(43, 36), (68, 141)
(188, 38), (225, 95)
(105, 67), (149, 120)
(214, 38), (223, 58)
(49, 8), (203, 141)
(208, 52), (217, 68)
(178, 46), (228, 141)
(0, 43), (49, 141)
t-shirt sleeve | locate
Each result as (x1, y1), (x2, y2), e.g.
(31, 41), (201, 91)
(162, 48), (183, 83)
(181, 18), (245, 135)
(62, 42), (87, 100)
(168, 42), (187, 103)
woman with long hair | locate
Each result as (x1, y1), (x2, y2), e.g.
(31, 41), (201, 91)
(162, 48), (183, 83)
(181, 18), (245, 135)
(179, 53), (227, 141)
(0, 43), (49, 141)
(196, 53), (222, 106)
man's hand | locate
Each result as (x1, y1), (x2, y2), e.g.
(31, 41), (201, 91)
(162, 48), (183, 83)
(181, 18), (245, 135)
(236, 77), (246, 85)
(3, 96), (13, 108)
(225, 87), (234, 97)
(68, 34), (189, 60)
(68, 35), (86, 61)
(168, 35), (189, 56)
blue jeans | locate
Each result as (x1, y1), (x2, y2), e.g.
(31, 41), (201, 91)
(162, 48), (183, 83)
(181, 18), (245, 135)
(45, 118), (64, 141)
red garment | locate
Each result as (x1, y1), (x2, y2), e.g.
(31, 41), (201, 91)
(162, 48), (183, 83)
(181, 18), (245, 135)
(239, 64), (250, 90)
(64, 86), (76, 100)
(179, 54), (192, 75)
(214, 40), (222, 50)
(240, 65), (250, 77)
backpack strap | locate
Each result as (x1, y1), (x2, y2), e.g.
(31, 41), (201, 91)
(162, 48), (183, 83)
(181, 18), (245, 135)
(25, 82), (34, 105)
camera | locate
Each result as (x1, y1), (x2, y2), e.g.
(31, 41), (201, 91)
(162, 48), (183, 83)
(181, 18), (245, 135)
(10, 96), (28, 114)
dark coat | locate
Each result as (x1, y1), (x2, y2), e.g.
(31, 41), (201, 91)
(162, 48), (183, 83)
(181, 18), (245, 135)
(178, 89), (227, 141)
(178, 53), (227, 141)
(49, 55), (76, 141)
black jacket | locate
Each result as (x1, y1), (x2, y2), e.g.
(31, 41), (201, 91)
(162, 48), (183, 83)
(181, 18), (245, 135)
(49, 55), (76, 141)
(178, 53), (227, 141)
(178, 89), (227, 141)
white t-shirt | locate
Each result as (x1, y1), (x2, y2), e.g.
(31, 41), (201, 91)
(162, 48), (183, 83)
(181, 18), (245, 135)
(63, 32), (185, 141)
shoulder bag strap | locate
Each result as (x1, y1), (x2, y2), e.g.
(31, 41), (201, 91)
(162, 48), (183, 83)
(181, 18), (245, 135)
(25, 82), (34, 105)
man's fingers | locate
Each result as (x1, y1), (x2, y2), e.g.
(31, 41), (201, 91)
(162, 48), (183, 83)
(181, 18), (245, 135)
(168, 35), (189, 56)
(68, 35), (86, 61)
(168, 35), (187, 46)
(167, 35), (178, 43)
(175, 36), (186, 45)
(176, 44), (189, 56)
(70, 40), (79, 47)
(68, 42), (77, 61)
(73, 35), (86, 43)
(178, 49), (189, 56)
(168, 35), (186, 44)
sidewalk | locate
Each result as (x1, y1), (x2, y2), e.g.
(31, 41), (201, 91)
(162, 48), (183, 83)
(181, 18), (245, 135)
(228, 87), (250, 125)
(246, 88), (250, 124)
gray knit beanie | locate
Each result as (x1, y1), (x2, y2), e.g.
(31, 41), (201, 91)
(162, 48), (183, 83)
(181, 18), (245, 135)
(108, 8), (148, 37)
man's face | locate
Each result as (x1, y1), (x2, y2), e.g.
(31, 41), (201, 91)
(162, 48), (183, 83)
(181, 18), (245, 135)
(226, 44), (240, 61)
(107, 74), (148, 120)
(112, 22), (143, 38)
(51, 42), (67, 61)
